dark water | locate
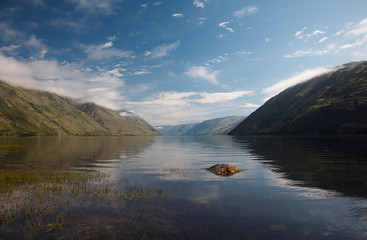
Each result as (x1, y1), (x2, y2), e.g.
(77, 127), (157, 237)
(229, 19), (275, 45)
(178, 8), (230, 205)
(1, 136), (367, 239)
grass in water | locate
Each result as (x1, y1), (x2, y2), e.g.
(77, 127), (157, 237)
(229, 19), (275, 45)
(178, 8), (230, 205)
(0, 145), (25, 150)
(0, 170), (165, 239)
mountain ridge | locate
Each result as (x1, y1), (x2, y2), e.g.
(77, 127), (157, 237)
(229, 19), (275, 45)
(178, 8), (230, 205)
(0, 80), (160, 136)
(158, 116), (245, 136)
(229, 61), (367, 135)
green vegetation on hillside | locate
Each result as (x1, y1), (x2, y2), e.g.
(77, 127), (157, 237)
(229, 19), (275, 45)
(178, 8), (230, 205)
(0, 80), (160, 136)
(229, 61), (367, 135)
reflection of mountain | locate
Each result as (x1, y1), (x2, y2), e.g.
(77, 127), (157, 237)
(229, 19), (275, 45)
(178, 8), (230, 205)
(236, 136), (367, 198)
(0, 136), (155, 170)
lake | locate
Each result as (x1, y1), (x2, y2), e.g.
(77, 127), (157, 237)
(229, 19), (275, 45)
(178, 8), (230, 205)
(1, 135), (367, 239)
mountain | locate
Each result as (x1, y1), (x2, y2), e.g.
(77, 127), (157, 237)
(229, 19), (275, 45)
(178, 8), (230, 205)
(229, 61), (367, 135)
(158, 116), (245, 136)
(0, 80), (160, 136)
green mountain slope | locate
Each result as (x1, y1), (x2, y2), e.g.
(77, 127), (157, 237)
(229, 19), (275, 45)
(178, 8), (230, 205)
(229, 61), (367, 135)
(158, 116), (245, 136)
(0, 80), (160, 136)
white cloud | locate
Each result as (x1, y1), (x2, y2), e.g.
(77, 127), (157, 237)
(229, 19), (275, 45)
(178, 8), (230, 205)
(318, 37), (328, 43)
(107, 68), (124, 77)
(153, 2), (162, 6)
(68, 0), (118, 16)
(0, 22), (22, 42)
(0, 54), (125, 109)
(141, 3), (148, 8)
(195, 91), (253, 103)
(236, 50), (252, 56)
(206, 55), (229, 64)
(294, 27), (325, 40)
(84, 42), (133, 60)
(24, 35), (47, 50)
(150, 40), (180, 58)
(295, 27), (307, 39)
(185, 66), (220, 85)
(144, 51), (152, 56)
(348, 18), (367, 36)
(218, 22), (228, 28)
(172, 13), (183, 18)
(308, 30), (325, 37)
(336, 22), (353, 36)
(219, 22), (234, 33)
(265, 37), (270, 42)
(262, 67), (335, 99)
(234, 5), (259, 18)
(0, 45), (21, 54)
(243, 103), (261, 108)
(339, 18), (367, 51)
(125, 90), (252, 125)
(339, 34), (367, 49)
(131, 70), (152, 76)
(193, 0), (208, 8)
(198, 17), (207, 25)
(101, 41), (113, 49)
(284, 44), (335, 58)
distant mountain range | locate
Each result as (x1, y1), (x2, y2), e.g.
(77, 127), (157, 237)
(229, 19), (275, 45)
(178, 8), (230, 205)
(0, 80), (160, 136)
(158, 116), (245, 135)
(230, 61), (367, 135)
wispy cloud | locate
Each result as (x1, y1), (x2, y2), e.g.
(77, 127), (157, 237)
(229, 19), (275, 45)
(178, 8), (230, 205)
(234, 5), (259, 18)
(130, 70), (152, 76)
(307, 30), (325, 37)
(153, 2), (162, 6)
(318, 37), (328, 43)
(198, 17), (207, 25)
(295, 27), (307, 38)
(219, 22), (234, 33)
(0, 22), (22, 42)
(68, 0), (119, 16)
(242, 103), (261, 108)
(83, 41), (134, 60)
(193, 0), (208, 8)
(339, 18), (367, 50)
(284, 44), (336, 58)
(185, 66), (220, 85)
(262, 67), (335, 99)
(236, 50), (252, 56)
(195, 91), (253, 103)
(172, 13), (183, 18)
(150, 40), (180, 58)
(295, 27), (325, 40)
(205, 54), (229, 65)
(288, 18), (367, 58)
(348, 18), (367, 36)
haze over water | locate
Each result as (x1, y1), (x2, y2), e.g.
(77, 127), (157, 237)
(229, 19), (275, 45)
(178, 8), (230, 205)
(1, 135), (367, 239)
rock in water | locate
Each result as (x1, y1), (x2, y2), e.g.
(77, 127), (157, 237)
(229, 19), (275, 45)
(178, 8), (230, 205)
(207, 164), (243, 176)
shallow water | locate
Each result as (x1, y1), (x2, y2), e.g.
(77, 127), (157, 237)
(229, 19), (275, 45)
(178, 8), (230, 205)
(1, 135), (367, 239)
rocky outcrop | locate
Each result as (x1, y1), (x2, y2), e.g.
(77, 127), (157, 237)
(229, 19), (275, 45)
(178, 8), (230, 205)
(207, 164), (243, 176)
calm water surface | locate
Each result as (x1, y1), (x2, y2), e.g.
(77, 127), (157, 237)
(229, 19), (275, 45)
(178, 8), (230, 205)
(1, 136), (367, 239)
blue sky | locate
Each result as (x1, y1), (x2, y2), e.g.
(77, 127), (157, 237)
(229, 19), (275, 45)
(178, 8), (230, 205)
(0, 0), (367, 126)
